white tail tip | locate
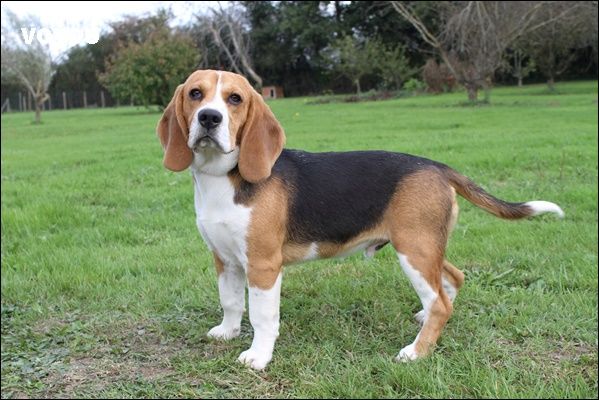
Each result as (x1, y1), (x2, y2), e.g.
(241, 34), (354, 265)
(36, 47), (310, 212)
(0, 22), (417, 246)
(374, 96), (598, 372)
(525, 201), (565, 218)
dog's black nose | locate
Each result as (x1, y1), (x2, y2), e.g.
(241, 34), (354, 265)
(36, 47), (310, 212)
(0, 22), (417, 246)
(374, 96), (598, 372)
(198, 109), (223, 130)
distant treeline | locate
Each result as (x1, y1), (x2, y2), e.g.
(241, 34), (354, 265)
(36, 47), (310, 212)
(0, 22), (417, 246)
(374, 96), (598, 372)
(1, 1), (597, 109)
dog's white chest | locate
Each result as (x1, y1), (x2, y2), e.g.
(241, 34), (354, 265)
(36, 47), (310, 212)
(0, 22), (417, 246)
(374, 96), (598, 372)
(193, 172), (252, 268)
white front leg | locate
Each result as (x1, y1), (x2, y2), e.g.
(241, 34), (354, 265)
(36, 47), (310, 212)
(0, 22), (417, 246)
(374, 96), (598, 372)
(207, 266), (245, 340)
(238, 273), (282, 370)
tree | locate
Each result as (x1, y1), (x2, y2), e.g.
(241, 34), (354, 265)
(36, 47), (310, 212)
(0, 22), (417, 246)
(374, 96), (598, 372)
(519, 1), (597, 90)
(50, 45), (104, 94)
(591, 2), (599, 75)
(326, 36), (380, 94)
(390, 1), (581, 102)
(376, 43), (418, 90)
(1, 9), (54, 123)
(242, 1), (335, 95)
(100, 24), (199, 109)
(502, 48), (535, 87)
(51, 11), (172, 96)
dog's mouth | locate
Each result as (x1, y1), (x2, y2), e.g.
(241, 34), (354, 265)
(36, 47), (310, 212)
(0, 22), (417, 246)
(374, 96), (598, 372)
(195, 136), (215, 150)
(193, 136), (235, 154)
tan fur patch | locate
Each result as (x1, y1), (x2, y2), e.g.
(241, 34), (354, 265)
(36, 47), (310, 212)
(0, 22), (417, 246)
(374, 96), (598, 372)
(387, 168), (454, 277)
(244, 177), (288, 290)
(282, 242), (315, 265)
(448, 187), (459, 233)
(443, 189), (465, 291)
(442, 260), (465, 290)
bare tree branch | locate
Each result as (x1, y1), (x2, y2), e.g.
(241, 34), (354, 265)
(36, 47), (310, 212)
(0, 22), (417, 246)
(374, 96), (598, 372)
(206, 16), (243, 74)
(194, 4), (263, 88)
(390, 2), (441, 49)
(390, 2), (460, 85)
(221, 10), (262, 88)
(389, 1), (585, 101)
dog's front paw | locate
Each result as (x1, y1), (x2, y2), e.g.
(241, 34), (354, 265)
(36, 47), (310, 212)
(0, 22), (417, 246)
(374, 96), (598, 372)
(237, 348), (272, 370)
(394, 343), (421, 363)
(207, 324), (240, 340)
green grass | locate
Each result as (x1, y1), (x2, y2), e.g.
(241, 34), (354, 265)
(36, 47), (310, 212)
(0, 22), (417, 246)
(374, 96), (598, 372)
(1, 81), (597, 398)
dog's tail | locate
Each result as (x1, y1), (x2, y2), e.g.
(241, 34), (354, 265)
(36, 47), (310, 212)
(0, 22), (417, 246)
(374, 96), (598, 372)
(441, 166), (564, 220)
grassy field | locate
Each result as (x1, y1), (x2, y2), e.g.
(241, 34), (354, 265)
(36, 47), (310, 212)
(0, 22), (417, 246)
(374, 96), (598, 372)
(1, 81), (597, 398)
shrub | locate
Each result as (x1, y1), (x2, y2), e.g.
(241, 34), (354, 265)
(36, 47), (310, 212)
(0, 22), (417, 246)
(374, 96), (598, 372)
(422, 59), (456, 93)
(403, 78), (426, 93)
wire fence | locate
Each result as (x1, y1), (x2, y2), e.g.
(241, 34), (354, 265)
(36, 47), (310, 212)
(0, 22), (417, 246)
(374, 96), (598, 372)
(1, 90), (123, 113)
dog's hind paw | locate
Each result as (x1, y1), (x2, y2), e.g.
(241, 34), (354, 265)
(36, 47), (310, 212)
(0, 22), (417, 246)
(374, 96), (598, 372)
(394, 343), (421, 362)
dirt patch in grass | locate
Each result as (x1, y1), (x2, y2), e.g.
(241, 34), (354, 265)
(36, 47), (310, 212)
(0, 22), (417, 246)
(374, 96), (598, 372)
(32, 317), (189, 398)
(544, 341), (598, 385)
(545, 341), (596, 364)
(44, 355), (175, 397)
(493, 336), (598, 388)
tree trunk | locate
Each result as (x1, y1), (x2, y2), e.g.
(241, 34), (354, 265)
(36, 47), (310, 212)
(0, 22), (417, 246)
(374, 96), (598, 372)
(34, 100), (42, 124)
(465, 83), (478, 102)
(483, 78), (492, 103)
(483, 87), (491, 103)
(547, 77), (555, 91)
(515, 51), (523, 87)
(355, 79), (362, 95)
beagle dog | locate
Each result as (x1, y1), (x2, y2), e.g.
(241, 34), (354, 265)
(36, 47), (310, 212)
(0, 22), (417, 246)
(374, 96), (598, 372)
(157, 70), (564, 370)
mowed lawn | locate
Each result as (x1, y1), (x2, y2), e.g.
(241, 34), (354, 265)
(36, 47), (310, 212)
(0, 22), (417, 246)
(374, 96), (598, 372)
(1, 82), (597, 399)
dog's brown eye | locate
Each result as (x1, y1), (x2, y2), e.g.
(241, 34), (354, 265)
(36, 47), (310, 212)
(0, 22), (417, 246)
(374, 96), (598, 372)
(189, 89), (202, 100)
(228, 93), (242, 105)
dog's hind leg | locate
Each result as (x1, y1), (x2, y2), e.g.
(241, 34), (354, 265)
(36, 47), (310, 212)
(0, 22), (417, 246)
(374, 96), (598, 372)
(442, 192), (464, 301)
(394, 246), (453, 361)
(413, 188), (464, 324)
(414, 259), (464, 325)
(441, 260), (464, 302)
(387, 169), (456, 361)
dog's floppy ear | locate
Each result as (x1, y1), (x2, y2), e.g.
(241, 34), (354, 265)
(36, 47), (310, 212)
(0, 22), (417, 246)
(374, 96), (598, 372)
(157, 84), (193, 171)
(238, 92), (286, 183)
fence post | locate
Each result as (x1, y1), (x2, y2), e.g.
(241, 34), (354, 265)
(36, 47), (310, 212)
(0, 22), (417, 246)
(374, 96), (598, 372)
(83, 91), (87, 108)
(100, 91), (105, 108)
(62, 92), (67, 110)
(22, 93), (26, 111)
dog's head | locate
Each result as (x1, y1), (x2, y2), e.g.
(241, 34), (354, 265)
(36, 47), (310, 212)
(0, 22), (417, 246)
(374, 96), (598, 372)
(157, 70), (285, 182)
